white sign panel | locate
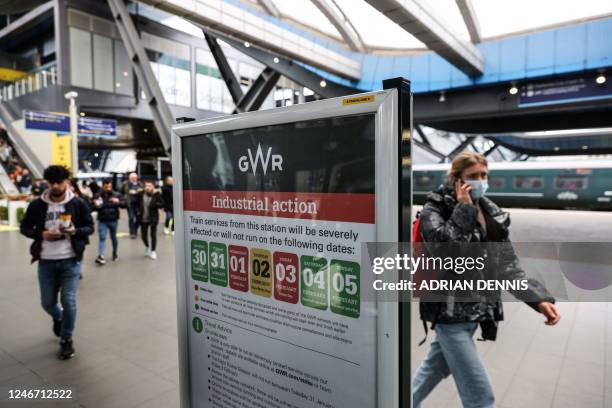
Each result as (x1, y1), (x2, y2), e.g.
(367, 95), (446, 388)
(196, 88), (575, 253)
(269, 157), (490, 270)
(172, 90), (400, 408)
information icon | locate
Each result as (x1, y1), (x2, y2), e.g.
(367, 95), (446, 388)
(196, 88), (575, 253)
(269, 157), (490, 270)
(192, 317), (203, 333)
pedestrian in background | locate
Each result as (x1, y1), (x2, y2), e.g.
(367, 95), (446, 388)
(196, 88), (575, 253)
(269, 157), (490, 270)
(161, 175), (174, 235)
(93, 179), (126, 265)
(20, 165), (94, 360)
(121, 172), (142, 239)
(136, 180), (164, 260)
(17, 168), (32, 194)
(31, 179), (47, 198)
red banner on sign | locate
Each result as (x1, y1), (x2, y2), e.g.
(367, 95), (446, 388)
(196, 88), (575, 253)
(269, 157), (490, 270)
(183, 190), (374, 224)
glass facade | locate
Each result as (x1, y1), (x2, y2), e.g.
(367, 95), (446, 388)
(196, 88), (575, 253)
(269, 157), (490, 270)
(142, 32), (192, 107)
(196, 48), (232, 113)
(68, 18), (134, 96)
(67, 9), (280, 114)
(69, 27), (93, 88)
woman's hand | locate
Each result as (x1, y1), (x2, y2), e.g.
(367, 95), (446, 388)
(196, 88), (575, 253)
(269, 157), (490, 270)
(454, 180), (473, 205)
(538, 302), (560, 325)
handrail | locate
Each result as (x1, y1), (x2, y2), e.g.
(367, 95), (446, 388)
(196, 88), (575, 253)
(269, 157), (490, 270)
(0, 66), (57, 102)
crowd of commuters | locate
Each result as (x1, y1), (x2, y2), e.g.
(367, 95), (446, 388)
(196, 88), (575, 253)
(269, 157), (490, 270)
(17, 165), (175, 360)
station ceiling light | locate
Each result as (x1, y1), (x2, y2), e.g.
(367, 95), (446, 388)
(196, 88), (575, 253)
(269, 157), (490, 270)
(320, 80), (327, 88)
(509, 85), (518, 95)
(439, 91), (446, 102)
(273, 57), (279, 63)
(79, 112), (85, 117)
(582, 145), (589, 150)
(596, 74), (606, 84)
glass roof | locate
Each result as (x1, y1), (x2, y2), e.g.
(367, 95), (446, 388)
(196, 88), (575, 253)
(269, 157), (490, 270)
(472, 0), (612, 38)
(333, 0), (424, 49)
(250, 0), (612, 51)
(273, 0), (342, 40)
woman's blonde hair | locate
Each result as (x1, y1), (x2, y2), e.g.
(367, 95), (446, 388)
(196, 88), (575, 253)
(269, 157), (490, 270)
(447, 151), (488, 184)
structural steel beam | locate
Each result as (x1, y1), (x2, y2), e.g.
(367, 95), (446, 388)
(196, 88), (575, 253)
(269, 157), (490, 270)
(107, 0), (173, 152)
(414, 125), (431, 146)
(483, 143), (497, 157)
(413, 139), (445, 160)
(365, 0), (483, 76)
(138, 0), (361, 79)
(256, 0), (280, 17)
(233, 67), (280, 113)
(0, 0), (53, 42)
(209, 29), (362, 99)
(445, 136), (474, 162)
(204, 33), (244, 104)
(311, 0), (366, 52)
(455, 0), (481, 43)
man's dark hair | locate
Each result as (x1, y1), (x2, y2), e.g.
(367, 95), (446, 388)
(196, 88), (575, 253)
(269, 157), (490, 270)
(43, 165), (71, 183)
(143, 179), (155, 185)
(102, 178), (112, 185)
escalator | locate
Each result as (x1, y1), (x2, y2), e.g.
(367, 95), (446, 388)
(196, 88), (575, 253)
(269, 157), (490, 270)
(0, 160), (18, 194)
(0, 100), (45, 179)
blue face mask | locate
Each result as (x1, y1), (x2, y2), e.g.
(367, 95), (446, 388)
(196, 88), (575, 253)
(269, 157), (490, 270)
(464, 179), (489, 200)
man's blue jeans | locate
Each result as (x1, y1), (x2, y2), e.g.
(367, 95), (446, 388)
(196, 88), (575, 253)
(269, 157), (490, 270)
(412, 322), (495, 408)
(127, 206), (139, 236)
(98, 220), (118, 257)
(37, 259), (81, 339)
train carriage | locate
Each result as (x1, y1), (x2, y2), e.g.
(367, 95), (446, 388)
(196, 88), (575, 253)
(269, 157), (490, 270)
(413, 161), (612, 210)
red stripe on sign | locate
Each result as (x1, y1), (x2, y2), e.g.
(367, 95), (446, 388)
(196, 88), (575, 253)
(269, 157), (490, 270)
(183, 190), (374, 224)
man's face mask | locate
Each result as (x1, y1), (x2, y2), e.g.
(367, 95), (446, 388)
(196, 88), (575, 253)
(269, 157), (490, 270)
(464, 179), (489, 200)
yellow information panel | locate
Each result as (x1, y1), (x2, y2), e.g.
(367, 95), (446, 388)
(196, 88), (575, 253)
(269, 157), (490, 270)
(250, 248), (272, 297)
(51, 133), (72, 168)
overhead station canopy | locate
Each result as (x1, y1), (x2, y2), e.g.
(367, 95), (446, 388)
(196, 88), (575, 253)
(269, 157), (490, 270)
(245, 0), (612, 51)
(140, 0), (612, 80)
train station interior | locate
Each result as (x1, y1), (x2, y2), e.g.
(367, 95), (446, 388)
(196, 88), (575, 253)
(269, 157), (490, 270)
(1, 0), (611, 407)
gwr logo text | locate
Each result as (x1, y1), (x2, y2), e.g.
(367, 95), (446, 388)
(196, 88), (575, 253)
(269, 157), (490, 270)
(238, 144), (283, 175)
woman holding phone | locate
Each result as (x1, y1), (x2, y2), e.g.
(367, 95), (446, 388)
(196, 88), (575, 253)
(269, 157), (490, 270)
(412, 152), (560, 408)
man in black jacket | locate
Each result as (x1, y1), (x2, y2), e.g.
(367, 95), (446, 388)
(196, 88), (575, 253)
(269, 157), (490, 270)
(93, 179), (126, 265)
(136, 180), (165, 260)
(20, 165), (94, 360)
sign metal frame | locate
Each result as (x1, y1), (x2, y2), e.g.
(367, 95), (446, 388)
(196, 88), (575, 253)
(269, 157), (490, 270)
(171, 89), (402, 408)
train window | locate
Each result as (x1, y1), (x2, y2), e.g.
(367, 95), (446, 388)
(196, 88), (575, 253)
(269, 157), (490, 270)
(554, 175), (588, 190)
(415, 174), (435, 188)
(514, 176), (543, 189)
(488, 176), (505, 189)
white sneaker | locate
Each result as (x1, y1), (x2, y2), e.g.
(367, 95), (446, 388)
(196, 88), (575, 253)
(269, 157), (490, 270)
(145, 247), (151, 257)
(150, 251), (157, 260)
(171, 231), (175, 236)
(163, 227), (169, 235)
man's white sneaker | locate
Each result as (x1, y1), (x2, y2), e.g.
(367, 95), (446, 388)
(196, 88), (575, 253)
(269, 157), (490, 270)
(163, 227), (170, 235)
(150, 251), (157, 260)
(145, 247), (151, 257)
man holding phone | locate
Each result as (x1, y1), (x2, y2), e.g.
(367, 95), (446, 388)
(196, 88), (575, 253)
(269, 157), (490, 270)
(93, 179), (126, 265)
(20, 165), (94, 360)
